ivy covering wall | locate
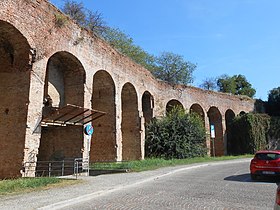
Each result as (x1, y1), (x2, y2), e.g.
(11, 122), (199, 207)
(228, 113), (280, 154)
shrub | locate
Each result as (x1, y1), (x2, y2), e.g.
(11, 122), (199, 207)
(229, 113), (270, 154)
(145, 107), (206, 159)
(54, 13), (68, 28)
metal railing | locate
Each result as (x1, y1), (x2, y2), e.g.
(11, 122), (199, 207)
(23, 158), (89, 179)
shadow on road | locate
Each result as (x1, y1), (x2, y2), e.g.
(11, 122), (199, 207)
(224, 173), (280, 183)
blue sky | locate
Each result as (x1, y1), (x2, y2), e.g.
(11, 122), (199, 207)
(50, 0), (280, 100)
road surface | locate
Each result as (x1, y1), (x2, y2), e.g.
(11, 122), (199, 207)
(0, 159), (277, 210)
(43, 159), (277, 210)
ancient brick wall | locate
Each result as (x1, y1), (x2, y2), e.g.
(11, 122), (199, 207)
(0, 0), (255, 178)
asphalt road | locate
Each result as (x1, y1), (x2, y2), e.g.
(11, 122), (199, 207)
(47, 160), (277, 210)
(0, 159), (277, 210)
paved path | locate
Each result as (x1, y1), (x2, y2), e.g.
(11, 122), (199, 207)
(0, 159), (257, 210)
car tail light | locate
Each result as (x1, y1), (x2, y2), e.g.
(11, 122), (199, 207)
(251, 159), (257, 165)
(276, 186), (280, 205)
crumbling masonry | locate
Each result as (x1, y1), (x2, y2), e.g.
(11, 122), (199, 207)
(0, 0), (255, 178)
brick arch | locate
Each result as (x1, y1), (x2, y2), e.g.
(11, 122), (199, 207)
(38, 51), (85, 162)
(0, 20), (32, 178)
(0, 20), (32, 72)
(91, 70), (116, 161)
(121, 82), (141, 160)
(239, 111), (246, 115)
(225, 109), (236, 155)
(142, 91), (154, 124)
(207, 106), (223, 156)
(43, 51), (85, 108)
(166, 99), (184, 113)
(190, 103), (205, 125)
(0, 1), (258, 178)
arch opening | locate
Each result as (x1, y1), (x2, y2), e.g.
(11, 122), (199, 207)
(225, 109), (236, 155)
(38, 52), (85, 162)
(43, 51), (85, 108)
(91, 70), (116, 161)
(142, 91), (154, 125)
(121, 83), (141, 160)
(239, 111), (246, 116)
(0, 21), (31, 178)
(166, 99), (184, 113)
(190, 103), (205, 125)
(207, 107), (223, 156)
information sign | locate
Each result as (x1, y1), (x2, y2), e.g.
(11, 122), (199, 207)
(84, 124), (94, 136)
(210, 125), (215, 138)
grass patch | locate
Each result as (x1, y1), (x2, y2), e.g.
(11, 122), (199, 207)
(0, 177), (79, 196)
(90, 155), (253, 172)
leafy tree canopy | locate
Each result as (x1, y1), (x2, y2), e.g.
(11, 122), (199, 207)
(100, 27), (156, 70)
(152, 52), (196, 85)
(267, 86), (280, 116)
(217, 74), (256, 98)
(60, 1), (196, 85)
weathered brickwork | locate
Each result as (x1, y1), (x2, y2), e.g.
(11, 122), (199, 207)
(0, 0), (255, 178)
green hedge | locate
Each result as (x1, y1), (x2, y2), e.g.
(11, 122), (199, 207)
(145, 107), (207, 159)
(228, 113), (280, 154)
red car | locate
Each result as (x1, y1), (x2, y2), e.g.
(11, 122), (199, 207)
(250, 150), (280, 180)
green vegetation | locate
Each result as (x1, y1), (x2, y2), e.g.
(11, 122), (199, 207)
(1, 156), (252, 195)
(54, 13), (68, 28)
(60, 0), (196, 85)
(266, 86), (280, 116)
(0, 177), (77, 195)
(217, 74), (256, 98)
(228, 113), (269, 154)
(145, 107), (207, 159)
(200, 74), (256, 98)
(152, 52), (196, 85)
(269, 117), (280, 139)
(62, 0), (106, 34)
(228, 113), (280, 154)
(100, 28), (197, 85)
(100, 27), (156, 71)
(90, 155), (252, 172)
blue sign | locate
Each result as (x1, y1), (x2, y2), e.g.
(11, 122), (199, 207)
(84, 124), (94, 136)
(210, 125), (215, 138)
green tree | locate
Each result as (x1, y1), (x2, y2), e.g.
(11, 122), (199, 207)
(100, 27), (156, 70)
(61, 1), (154, 68)
(267, 86), (280, 116)
(152, 52), (196, 85)
(217, 74), (256, 98)
(234, 74), (256, 97)
(200, 77), (217, 90)
(217, 74), (236, 94)
(61, 1), (197, 85)
(145, 107), (206, 159)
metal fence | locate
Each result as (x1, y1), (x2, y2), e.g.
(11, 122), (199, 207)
(23, 158), (89, 179)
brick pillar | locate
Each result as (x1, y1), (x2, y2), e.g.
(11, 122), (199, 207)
(222, 116), (227, 156)
(23, 62), (46, 177)
(115, 86), (122, 161)
(205, 116), (211, 156)
(139, 110), (145, 160)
